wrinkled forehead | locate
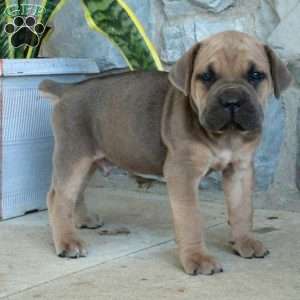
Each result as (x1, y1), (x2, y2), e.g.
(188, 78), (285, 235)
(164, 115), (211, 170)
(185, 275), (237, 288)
(193, 35), (270, 77)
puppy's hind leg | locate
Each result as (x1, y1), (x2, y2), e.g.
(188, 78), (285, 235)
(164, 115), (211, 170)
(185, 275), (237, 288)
(48, 157), (94, 258)
(74, 164), (104, 229)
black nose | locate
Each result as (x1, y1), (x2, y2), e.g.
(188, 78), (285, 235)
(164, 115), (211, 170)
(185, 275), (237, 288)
(219, 96), (241, 112)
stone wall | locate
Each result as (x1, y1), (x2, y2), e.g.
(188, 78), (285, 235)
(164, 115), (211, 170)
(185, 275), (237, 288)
(42, 0), (300, 200)
(296, 108), (300, 190)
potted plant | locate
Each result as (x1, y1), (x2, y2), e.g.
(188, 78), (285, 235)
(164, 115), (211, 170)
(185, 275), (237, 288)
(0, 0), (163, 219)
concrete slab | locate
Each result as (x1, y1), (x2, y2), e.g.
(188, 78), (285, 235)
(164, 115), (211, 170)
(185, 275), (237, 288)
(4, 206), (300, 300)
(0, 187), (225, 298)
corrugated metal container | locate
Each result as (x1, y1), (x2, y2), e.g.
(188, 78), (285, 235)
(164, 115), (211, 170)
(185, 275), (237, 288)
(0, 58), (99, 219)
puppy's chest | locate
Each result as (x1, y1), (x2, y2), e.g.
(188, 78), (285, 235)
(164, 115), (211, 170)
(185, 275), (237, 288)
(211, 149), (234, 171)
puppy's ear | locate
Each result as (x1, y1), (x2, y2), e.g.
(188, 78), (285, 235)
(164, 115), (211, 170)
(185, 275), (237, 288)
(168, 43), (201, 96)
(264, 45), (293, 98)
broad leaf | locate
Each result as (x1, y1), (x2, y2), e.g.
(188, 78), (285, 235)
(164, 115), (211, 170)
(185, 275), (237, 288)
(0, 0), (15, 58)
(81, 0), (163, 70)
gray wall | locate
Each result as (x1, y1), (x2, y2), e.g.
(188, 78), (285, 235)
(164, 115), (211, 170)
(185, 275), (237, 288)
(42, 0), (300, 201)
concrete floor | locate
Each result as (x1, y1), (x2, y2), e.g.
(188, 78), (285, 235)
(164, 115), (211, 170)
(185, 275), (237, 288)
(1, 187), (300, 300)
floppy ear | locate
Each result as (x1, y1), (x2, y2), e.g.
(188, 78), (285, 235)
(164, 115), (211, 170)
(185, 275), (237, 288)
(168, 43), (201, 96)
(264, 45), (293, 98)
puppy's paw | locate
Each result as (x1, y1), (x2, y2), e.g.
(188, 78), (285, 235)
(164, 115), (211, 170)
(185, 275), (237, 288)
(55, 235), (88, 258)
(181, 252), (223, 275)
(232, 237), (269, 258)
(75, 213), (104, 229)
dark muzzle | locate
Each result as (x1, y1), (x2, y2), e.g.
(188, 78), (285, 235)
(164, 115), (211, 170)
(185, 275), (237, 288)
(200, 81), (264, 132)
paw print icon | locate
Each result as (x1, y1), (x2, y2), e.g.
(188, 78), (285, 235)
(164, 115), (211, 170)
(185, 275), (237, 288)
(4, 16), (45, 48)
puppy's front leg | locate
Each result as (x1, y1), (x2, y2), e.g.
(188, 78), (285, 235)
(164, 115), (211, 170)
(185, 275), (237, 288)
(223, 161), (269, 258)
(164, 158), (223, 275)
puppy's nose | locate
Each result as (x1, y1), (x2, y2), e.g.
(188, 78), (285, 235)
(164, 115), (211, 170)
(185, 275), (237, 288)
(219, 96), (241, 112)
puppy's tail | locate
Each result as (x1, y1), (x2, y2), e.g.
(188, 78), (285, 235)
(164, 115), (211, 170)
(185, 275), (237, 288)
(39, 80), (67, 103)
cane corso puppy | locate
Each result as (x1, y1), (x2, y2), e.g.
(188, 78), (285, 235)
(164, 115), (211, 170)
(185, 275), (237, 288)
(39, 31), (292, 275)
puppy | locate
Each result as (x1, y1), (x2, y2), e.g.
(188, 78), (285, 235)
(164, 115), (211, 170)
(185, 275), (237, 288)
(39, 31), (292, 275)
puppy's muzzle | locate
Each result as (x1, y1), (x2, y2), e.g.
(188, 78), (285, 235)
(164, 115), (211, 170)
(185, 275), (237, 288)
(201, 81), (264, 132)
(217, 86), (249, 124)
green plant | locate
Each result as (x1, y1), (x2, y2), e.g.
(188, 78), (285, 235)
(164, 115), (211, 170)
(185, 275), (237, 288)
(81, 0), (162, 70)
(0, 0), (14, 58)
(0, 0), (163, 70)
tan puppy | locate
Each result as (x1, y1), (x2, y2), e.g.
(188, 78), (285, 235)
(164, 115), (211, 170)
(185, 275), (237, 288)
(39, 31), (292, 275)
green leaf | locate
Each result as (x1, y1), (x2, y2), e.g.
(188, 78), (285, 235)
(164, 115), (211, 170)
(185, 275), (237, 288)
(0, 0), (14, 58)
(26, 0), (66, 58)
(81, 0), (163, 71)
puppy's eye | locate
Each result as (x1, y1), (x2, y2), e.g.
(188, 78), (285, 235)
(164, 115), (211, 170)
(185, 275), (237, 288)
(199, 70), (216, 83)
(248, 70), (266, 83)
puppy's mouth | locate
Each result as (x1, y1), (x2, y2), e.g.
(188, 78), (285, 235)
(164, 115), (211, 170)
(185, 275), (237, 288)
(219, 121), (246, 132)
(218, 106), (248, 132)
(200, 106), (264, 133)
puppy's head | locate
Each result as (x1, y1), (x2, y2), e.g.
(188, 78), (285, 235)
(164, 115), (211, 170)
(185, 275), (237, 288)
(169, 31), (292, 133)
